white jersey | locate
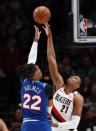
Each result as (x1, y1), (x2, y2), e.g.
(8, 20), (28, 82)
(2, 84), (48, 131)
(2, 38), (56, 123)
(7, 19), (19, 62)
(51, 87), (78, 131)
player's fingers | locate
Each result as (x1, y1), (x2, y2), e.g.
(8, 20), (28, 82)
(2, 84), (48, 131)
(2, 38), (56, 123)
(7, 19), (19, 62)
(34, 25), (38, 32)
(39, 31), (42, 35)
(44, 22), (48, 26)
(44, 22), (50, 29)
(48, 24), (50, 28)
(34, 25), (36, 30)
(42, 26), (46, 31)
(34, 25), (39, 31)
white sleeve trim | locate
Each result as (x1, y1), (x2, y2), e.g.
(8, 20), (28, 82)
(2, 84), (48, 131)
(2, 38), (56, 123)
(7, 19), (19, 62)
(58, 115), (80, 130)
(27, 42), (38, 64)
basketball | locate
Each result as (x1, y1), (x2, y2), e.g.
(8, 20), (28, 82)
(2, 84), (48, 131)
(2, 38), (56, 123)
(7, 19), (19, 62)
(33, 6), (51, 24)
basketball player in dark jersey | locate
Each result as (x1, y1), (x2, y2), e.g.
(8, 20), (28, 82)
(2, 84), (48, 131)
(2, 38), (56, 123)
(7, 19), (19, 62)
(19, 26), (53, 131)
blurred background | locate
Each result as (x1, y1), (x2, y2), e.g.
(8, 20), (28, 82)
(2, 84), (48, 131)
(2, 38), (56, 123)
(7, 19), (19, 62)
(0, 0), (96, 131)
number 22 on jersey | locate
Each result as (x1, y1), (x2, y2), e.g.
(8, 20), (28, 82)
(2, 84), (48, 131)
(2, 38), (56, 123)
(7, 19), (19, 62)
(23, 93), (41, 110)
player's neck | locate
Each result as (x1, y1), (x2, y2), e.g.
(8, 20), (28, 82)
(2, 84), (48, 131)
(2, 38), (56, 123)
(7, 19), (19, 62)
(64, 86), (72, 95)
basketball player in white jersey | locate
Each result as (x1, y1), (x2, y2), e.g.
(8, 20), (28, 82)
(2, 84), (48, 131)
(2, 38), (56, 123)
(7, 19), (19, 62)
(43, 23), (84, 131)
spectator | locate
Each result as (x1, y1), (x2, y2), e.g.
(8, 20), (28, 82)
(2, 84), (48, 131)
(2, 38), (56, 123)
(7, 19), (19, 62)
(10, 109), (22, 131)
(81, 105), (96, 131)
(0, 37), (23, 76)
(81, 76), (92, 99)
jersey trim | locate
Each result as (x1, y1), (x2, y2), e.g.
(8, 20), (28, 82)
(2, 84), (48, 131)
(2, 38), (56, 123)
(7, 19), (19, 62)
(51, 105), (66, 122)
(23, 118), (40, 123)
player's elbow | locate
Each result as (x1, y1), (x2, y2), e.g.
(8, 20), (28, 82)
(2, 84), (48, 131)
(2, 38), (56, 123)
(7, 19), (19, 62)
(54, 75), (64, 89)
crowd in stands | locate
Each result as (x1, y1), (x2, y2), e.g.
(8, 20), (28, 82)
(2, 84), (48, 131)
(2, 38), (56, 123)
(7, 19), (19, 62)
(0, 0), (96, 131)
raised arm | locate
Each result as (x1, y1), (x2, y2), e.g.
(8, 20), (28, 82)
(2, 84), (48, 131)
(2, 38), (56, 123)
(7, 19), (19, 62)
(27, 25), (41, 64)
(44, 23), (64, 89)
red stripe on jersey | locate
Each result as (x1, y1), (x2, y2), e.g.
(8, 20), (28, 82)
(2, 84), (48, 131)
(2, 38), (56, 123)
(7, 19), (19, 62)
(52, 105), (66, 122)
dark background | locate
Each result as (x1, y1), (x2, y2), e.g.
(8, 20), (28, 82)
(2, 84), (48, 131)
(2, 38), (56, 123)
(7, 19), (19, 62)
(0, 0), (96, 131)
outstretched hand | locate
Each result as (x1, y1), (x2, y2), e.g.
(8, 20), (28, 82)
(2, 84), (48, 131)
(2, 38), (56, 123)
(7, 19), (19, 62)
(43, 23), (52, 37)
(52, 122), (58, 128)
(34, 25), (41, 42)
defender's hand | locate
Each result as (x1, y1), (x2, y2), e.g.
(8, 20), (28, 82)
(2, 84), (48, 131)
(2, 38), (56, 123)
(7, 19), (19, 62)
(43, 23), (52, 37)
(34, 25), (41, 42)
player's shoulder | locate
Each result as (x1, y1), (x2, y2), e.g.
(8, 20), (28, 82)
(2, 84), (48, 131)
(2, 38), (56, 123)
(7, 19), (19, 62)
(0, 119), (8, 130)
(34, 81), (46, 87)
(73, 91), (84, 104)
(0, 119), (5, 125)
(21, 79), (28, 86)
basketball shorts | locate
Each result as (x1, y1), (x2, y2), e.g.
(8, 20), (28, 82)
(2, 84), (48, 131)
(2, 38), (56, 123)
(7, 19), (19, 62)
(21, 121), (52, 131)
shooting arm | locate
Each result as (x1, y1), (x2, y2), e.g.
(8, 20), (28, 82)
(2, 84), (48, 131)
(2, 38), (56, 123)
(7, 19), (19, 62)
(27, 25), (41, 64)
(27, 40), (38, 64)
